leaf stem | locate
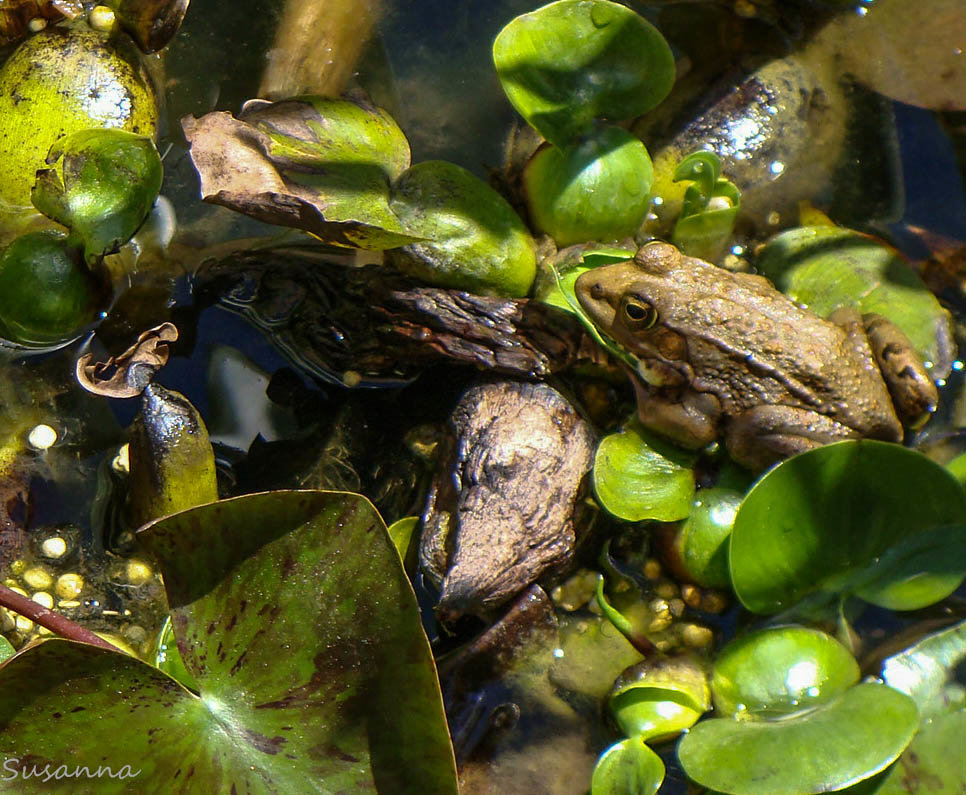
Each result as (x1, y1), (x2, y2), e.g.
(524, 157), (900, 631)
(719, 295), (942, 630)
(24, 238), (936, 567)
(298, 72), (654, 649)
(0, 583), (119, 653)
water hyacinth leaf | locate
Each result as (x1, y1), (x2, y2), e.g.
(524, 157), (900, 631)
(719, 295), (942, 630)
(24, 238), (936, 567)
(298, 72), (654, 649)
(590, 737), (664, 795)
(0, 635), (13, 665)
(670, 151), (741, 262)
(493, 0), (675, 148)
(593, 419), (696, 521)
(674, 487), (742, 588)
(0, 230), (103, 346)
(756, 225), (954, 375)
(730, 441), (966, 614)
(873, 709), (966, 794)
(182, 97), (423, 250)
(523, 126), (654, 246)
(388, 160), (536, 297)
(32, 129), (163, 263)
(609, 656), (710, 741)
(678, 683), (918, 795)
(851, 525), (966, 610)
(881, 618), (966, 719)
(711, 626), (860, 718)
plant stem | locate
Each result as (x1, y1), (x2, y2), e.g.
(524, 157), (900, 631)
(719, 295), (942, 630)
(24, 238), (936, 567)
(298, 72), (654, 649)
(0, 583), (119, 652)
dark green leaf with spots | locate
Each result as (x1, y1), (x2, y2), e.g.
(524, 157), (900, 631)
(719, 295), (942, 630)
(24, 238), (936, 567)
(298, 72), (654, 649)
(0, 490), (458, 793)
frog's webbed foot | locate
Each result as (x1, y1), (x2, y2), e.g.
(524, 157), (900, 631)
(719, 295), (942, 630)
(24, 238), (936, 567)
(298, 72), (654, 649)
(725, 406), (860, 472)
(861, 313), (938, 428)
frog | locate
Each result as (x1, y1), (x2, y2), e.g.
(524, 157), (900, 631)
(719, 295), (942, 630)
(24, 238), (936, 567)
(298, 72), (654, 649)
(574, 241), (938, 472)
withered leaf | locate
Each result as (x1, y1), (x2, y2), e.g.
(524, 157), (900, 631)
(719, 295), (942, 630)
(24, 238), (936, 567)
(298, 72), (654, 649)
(182, 97), (424, 250)
(75, 322), (178, 398)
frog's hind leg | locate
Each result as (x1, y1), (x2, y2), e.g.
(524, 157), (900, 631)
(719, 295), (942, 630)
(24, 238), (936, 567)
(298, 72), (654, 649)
(724, 406), (860, 472)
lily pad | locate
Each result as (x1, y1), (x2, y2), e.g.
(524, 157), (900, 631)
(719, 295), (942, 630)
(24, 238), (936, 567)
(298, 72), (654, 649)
(493, 0), (675, 147)
(592, 419), (696, 522)
(388, 160), (536, 297)
(591, 736), (664, 795)
(755, 226), (954, 376)
(0, 491), (458, 793)
(678, 683), (919, 795)
(32, 128), (163, 263)
(182, 97), (423, 250)
(730, 441), (966, 614)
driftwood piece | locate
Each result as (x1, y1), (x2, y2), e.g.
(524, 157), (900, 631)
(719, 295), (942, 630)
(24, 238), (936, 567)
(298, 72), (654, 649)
(419, 380), (596, 620)
(193, 247), (586, 386)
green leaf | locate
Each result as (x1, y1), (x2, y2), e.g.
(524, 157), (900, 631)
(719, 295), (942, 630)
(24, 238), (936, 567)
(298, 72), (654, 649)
(881, 618), (966, 720)
(591, 737), (665, 795)
(0, 635), (14, 665)
(592, 420), (696, 521)
(755, 226), (954, 375)
(182, 98), (424, 250)
(711, 626), (860, 718)
(873, 709), (966, 794)
(730, 441), (966, 614)
(675, 487), (742, 588)
(31, 129), (163, 264)
(153, 615), (198, 691)
(0, 491), (458, 793)
(851, 525), (966, 610)
(678, 683), (919, 795)
(523, 125), (653, 246)
(493, 0), (675, 148)
(388, 160), (536, 297)
(0, 230), (103, 346)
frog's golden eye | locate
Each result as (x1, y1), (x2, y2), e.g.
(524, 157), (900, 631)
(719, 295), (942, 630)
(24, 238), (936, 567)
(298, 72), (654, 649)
(621, 294), (658, 329)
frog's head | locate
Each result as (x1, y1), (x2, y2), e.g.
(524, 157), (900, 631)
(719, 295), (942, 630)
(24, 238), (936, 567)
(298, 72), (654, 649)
(574, 241), (692, 387)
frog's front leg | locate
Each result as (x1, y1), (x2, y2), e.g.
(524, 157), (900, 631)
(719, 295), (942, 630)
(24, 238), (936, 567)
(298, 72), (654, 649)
(725, 405), (860, 472)
(862, 313), (938, 428)
(631, 378), (722, 449)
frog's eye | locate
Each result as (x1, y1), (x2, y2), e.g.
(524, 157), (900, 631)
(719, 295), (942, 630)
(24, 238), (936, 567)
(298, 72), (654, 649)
(621, 294), (658, 329)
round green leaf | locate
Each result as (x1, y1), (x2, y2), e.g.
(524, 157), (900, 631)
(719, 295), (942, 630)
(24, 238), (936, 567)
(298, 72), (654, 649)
(389, 160), (536, 297)
(0, 489), (466, 794)
(712, 626), (860, 717)
(675, 487), (742, 588)
(730, 441), (966, 614)
(493, 0), (675, 147)
(593, 420), (696, 522)
(0, 230), (103, 346)
(32, 129), (163, 263)
(591, 736), (665, 795)
(0, 22), (159, 212)
(678, 683), (919, 795)
(523, 126), (653, 246)
(755, 226), (954, 375)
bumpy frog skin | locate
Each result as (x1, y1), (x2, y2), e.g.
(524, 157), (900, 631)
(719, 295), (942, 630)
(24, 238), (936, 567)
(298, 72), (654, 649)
(574, 242), (938, 471)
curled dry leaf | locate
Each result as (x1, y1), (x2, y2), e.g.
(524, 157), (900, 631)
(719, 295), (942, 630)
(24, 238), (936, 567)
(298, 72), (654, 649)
(181, 97), (423, 250)
(75, 322), (178, 398)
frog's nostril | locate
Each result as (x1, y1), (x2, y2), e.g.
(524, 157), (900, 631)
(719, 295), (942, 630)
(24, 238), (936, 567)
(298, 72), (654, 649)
(590, 283), (605, 299)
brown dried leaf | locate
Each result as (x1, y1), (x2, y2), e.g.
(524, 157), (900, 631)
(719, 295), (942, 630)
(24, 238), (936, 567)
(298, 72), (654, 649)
(75, 322), (178, 398)
(181, 99), (422, 250)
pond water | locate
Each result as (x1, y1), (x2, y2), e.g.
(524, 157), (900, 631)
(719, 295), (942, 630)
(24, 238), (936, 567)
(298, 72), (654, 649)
(0, 1), (964, 793)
